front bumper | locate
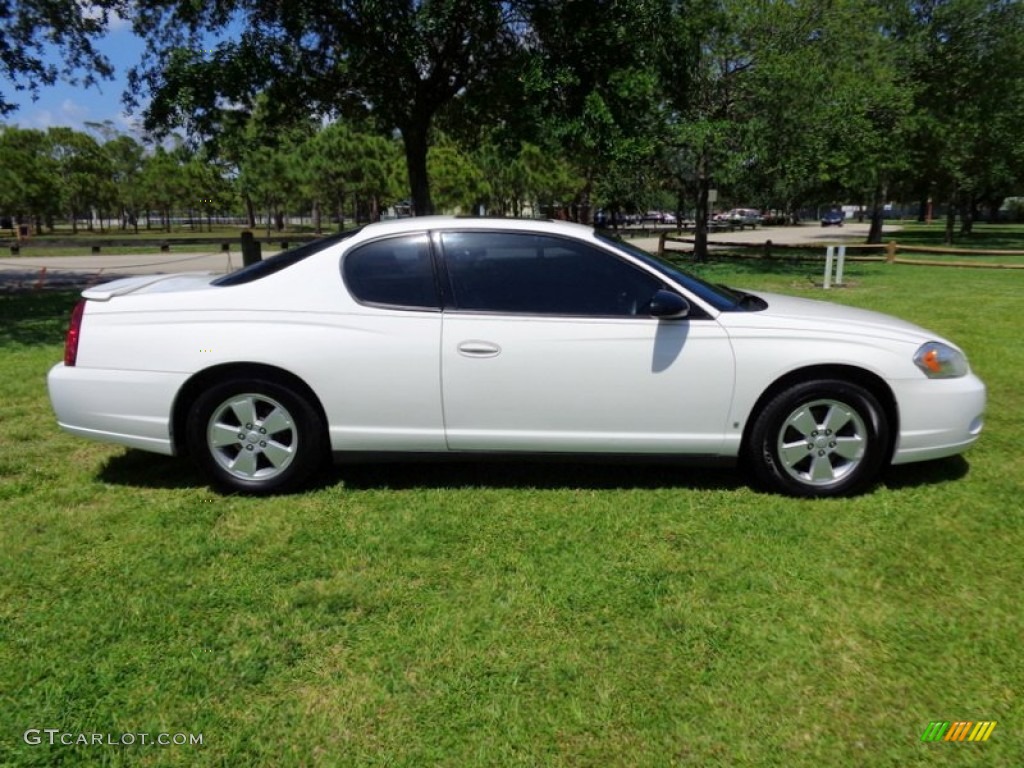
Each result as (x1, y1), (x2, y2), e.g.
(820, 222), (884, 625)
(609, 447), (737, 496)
(891, 372), (986, 464)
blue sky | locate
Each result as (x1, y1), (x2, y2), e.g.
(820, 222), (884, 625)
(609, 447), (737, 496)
(2, 15), (150, 133)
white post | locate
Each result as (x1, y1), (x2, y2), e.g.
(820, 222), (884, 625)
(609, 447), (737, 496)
(824, 246), (835, 289)
(835, 246), (846, 286)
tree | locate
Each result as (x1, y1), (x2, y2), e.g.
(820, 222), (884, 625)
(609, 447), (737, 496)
(891, 0), (1024, 241)
(429, 138), (489, 214)
(0, 0), (125, 115)
(0, 126), (61, 233)
(104, 134), (147, 232)
(741, 0), (913, 243)
(298, 123), (401, 230)
(138, 146), (188, 231)
(185, 153), (232, 232)
(518, 0), (665, 224)
(46, 127), (115, 233)
(239, 144), (298, 235)
(127, 0), (521, 216)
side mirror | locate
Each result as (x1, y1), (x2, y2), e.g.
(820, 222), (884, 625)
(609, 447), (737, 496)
(649, 289), (690, 319)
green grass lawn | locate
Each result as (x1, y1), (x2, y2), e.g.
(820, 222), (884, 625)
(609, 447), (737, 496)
(890, 221), (1024, 250)
(1, 261), (1022, 766)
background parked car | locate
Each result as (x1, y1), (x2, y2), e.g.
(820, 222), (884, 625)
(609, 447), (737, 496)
(641, 211), (678, 225)
(821, 210), (845, 226)
(728, 208), (762, 227)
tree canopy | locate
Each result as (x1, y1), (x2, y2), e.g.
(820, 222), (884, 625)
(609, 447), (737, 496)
(3, 0), (1024, 245)
(0, 0), (124, 115)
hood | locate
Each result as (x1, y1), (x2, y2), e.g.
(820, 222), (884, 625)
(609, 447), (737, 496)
(726, 290), (946, 345)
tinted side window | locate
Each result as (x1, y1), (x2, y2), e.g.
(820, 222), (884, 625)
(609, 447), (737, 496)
(343, 234), (439, 309)
(441, 232), (664, 316)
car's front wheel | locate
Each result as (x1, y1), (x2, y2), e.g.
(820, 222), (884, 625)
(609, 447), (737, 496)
(746, 379), (889, 497)
(186, 377), (326, 494)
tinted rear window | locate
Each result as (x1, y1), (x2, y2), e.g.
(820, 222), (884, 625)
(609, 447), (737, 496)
(342, 234), (439, 309)
(212, 230), (361, 287)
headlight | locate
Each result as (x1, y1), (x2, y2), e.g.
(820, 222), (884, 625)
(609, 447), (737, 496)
(913, 341), (968, 378)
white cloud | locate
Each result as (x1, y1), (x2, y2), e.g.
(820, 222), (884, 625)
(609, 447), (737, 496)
(30, 110), (55, 129)
(61, 99), (90, 122)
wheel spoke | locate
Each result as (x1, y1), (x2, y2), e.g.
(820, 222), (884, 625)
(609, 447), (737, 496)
(210, 423), (241, 448)
(261, 407), (293, 436)
(780, 440), (811, 467)
(229, 396), (258, 427)
(833, 436), (864, 460)
(262, 440), (294, 468)
(823, 404), (853, 434)
(809, 453), (836, 482)
(229, 448), (258, 477)
(787, 407), (818, 438)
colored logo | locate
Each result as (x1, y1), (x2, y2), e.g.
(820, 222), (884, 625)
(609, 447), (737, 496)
(921, 721), (996, 742)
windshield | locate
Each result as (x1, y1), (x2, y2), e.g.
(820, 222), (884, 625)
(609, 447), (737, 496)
(212, 229), (362, 287)
(596, 233), (749, 312)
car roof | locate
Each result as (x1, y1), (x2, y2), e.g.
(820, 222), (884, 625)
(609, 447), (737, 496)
(357, 216), (594, 238)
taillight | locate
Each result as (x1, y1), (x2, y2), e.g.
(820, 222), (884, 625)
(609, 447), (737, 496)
(64, 300), (86, 367)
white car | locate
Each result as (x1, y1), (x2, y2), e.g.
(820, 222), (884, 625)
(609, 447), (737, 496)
(728, 208), (762, 227)
(47, 217), (985, 497)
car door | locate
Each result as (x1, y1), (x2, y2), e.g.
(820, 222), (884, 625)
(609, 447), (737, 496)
(331, 232), (446, 451)
(438, 230), (736, 454)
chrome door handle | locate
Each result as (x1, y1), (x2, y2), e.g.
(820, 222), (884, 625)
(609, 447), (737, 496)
(457, 340), (501, 358)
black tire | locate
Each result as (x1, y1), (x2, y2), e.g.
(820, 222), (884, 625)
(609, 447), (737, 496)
(186, 376), (326, 494)
(746, 379), (888, 497)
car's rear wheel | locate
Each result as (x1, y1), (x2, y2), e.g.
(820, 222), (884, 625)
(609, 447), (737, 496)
(746, 379), (888, 497)
(186, 377), (326, 494)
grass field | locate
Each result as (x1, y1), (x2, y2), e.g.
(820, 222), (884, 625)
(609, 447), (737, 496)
(1, 260), (1022, 766)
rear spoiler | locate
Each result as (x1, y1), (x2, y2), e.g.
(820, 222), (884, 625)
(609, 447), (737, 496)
(81, 273), (216, 301)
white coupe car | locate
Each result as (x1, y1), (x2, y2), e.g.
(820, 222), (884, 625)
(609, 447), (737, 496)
(47, 217), (985, 497)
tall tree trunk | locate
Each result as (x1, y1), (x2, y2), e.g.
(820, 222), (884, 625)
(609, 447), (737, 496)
(987, 196), (1004, 223)
(944, 181), (957, 245)
(916, 181), (930, 223)
(960, 190), (974, 235)
(693, 153), (711, 263)
(578, 179), (593, 225)
(866, 183), (886, 244)
(245, 194), (256, 229)
(401, 123), (433, 216)
(313, 199), (322, 234)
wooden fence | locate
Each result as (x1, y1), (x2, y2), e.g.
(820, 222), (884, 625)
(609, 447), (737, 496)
(658, 232), (1024, 269)
(2, 233), (320, 256)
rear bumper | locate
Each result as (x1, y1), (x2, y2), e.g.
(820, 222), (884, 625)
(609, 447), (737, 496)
(47, 364), (188, 456)
(891, 373), (986, 464)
